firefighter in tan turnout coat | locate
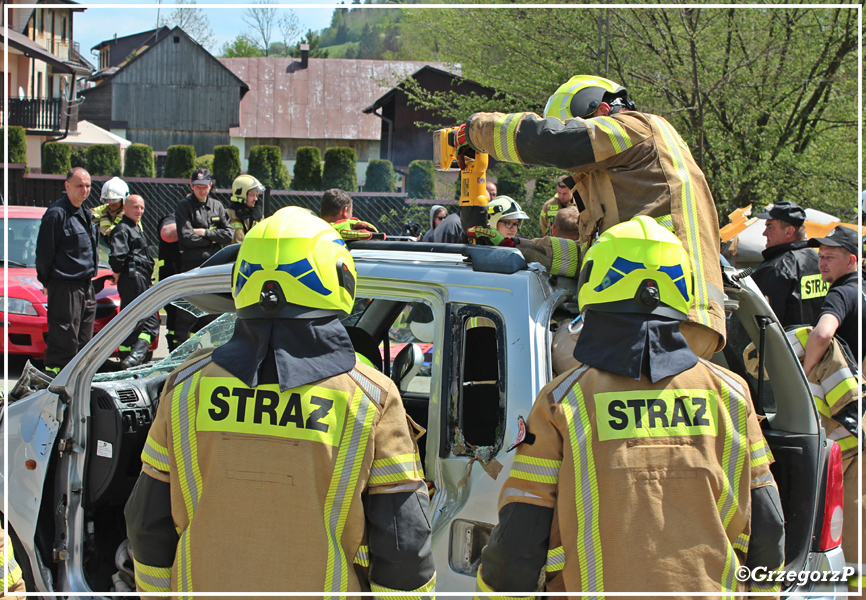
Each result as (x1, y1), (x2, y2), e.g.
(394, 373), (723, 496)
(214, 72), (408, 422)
(125, 207), (435, 596)
(475, 217), (785, 597)
(451, 75), (726, 359)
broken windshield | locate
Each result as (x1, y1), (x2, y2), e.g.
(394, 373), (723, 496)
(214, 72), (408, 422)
(92, 312), (238, 382)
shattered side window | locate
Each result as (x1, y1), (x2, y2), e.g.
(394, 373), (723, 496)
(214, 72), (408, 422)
(445, 305), (505, 461)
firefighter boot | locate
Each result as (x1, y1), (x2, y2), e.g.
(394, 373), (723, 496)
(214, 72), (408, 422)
(121, 338), (150, 369)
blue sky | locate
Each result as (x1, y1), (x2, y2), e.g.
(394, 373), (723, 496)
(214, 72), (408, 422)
(69, 2), (343, 59)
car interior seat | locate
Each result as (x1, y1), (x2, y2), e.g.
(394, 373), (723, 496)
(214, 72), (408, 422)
(345, 325), (383, 372)
(392, 343), (423, 391)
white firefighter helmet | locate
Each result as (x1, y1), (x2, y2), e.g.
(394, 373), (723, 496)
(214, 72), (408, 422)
(101, 177), (129, 204)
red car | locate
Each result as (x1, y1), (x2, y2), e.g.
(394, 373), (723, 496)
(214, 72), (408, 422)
(3, 205), (156, 360)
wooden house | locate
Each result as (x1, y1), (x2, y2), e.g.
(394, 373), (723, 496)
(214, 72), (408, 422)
(79, 26), (248, 155)
(363, 66), (497, 171)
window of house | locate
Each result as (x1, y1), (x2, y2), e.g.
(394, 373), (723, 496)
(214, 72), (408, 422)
(36, 9), (42, 35)
(36, 72), (43, 99)
(61, 16), (67, 42)
(441, 305), (505, 459)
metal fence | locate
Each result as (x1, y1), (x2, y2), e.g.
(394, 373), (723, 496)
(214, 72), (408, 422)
(5, 169), (449, 252)
(6, 167), (548, 249)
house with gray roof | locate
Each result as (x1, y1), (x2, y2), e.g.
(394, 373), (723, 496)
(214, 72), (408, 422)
(79, 26), (248, 155)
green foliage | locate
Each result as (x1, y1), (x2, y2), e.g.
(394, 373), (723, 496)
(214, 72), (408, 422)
(364, 159), (396, 192)
(407, 160), (435, 199)
(317, 5), (403, 59)
(493, 162), (527, 201)
(70, 146), (87, 169)
(195, 154), (214, 175)
(322, 147), (357, 191)
(528, 167), (562, 204)
(221, 34), (263, 58)
(213, 145), (241, 189)
(86, 144), (122, 177)
(124, 143), (155, 178)
(164, 145), (197, 180)
(376, 203), (431, 236)
(292, 146), (322, 190)
(42, 142), (71, 175)
(289, 30), (330, 58)
(248, 145), (291, 190)
(402, 7), (858, 219)
(1, 126), (27, 165)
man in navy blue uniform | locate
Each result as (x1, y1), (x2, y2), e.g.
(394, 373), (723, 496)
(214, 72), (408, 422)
(36, 167), (98, 375)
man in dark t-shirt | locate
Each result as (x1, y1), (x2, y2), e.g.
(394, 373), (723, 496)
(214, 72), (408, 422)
(803, 226), (863, 373)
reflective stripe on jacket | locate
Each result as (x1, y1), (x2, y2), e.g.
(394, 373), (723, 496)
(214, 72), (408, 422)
(489, 359), (775, 595)
(788, 326), (862, 459)
(138, 352), (429, 595)
(466, 110), (726, 353)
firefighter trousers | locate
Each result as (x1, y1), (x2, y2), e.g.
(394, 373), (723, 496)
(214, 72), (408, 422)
(117, 271), (160, 350)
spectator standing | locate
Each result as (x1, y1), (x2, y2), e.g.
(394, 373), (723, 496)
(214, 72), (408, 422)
(751, 201), (827, 327)
(421, 205), (447, 242)
(803, 226), (863, 372)
(539, 175), (579, 236)
(431, 211), (464, 243)
(1, 521), (26, 597)
(156, 213), (183, 351)
(486, 181), (497, 200)
(175, 168), (232, 272)
(35, 167), (98, 376)
(174, 168), (232, 343)
(109, 195), (159, 368)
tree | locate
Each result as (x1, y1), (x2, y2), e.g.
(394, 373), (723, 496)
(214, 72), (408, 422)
(221, 34), (262, 58)
(403, 6), (858, 219)
(158, 0), (215, 51)
(289, 30), (330, 58)
(278, 11), (301, 51)
(242, 0), (278, 57)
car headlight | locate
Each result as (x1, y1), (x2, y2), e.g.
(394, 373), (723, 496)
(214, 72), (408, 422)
(1, 296), (39, 316)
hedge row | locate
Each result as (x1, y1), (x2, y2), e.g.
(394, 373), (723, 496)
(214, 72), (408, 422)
(248, 145), (291, 190)
(292, 146), (322, 191)
(213, 145), (241, 188)
(87, 144), (122, 177)
(164, 145), (196, 180)
(42, 142), (71, 174)
(2, 126), (27, 166)
(124, 143), (155, 178)
(322, 147), (356, 191)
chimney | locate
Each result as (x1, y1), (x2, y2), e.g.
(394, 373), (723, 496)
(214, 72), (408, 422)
(300, 43), (309, 69)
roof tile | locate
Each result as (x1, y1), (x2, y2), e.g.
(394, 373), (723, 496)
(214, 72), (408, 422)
(219, 58), (459, 141)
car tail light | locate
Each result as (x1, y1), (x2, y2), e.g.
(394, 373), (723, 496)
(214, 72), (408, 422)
(819, 441), (844, 551)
